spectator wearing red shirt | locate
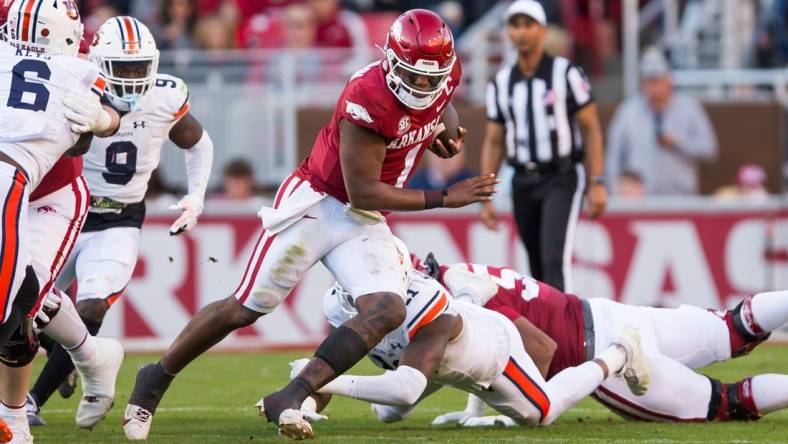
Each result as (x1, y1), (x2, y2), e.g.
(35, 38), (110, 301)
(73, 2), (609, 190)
(309, 0), (370, 72)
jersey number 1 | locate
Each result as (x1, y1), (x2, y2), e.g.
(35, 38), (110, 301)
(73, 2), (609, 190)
(6, 60), (51, 112)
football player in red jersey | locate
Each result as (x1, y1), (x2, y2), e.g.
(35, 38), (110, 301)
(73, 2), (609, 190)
(418, 256), (788, 425)
(125, 9), (498, 440)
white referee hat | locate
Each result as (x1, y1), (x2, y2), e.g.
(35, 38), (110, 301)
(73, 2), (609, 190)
(504, 0), (547, 26)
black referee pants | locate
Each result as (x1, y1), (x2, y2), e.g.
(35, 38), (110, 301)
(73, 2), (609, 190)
(511, 164), (585, 292)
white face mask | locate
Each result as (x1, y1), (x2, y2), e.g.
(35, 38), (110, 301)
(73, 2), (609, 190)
(332, 284), (358, 319)
(100, 58), (158, 113)
(384, 48), (454, 110)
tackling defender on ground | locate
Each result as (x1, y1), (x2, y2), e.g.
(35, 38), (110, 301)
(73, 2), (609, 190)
(283, 244), (651, 430)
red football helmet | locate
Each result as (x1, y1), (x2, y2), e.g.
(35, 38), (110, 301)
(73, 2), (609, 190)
(383, 9), (456, 110)
(0, 1), (9, 40)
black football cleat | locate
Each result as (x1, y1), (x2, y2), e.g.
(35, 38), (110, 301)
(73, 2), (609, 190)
(57, 369), (78, 399)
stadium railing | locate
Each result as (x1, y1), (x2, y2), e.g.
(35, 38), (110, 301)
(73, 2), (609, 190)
(106, 196), (787, 351)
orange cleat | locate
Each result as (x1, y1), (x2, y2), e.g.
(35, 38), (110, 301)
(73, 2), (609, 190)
(0, 417), (12, 444)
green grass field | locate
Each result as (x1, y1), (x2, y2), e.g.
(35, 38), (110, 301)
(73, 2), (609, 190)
(27, 345), (788, 443)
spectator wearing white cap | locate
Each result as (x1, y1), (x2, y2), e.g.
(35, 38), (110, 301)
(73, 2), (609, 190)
(479, 0), (607, 292)
(606, 46), (718, 196)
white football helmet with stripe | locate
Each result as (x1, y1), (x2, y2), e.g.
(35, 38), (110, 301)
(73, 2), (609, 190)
(89, 16), (159, 112)
(3, 0), (83, 56)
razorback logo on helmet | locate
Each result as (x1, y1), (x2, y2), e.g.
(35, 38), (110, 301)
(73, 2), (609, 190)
(390, 19), (402, 41)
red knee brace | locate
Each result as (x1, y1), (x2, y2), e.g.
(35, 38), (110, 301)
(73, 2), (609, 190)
(707, 377), (761, 421)
(722, 297), (770, 357)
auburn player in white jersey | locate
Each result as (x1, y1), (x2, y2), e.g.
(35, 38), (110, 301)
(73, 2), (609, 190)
(24, 14), (214, 427)
(283, 248), (651, 433)
(0, 0), (122, 441)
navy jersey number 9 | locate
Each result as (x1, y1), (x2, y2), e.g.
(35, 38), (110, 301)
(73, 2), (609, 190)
(103, 141), (137, 185)
(6, 60), (51, 112)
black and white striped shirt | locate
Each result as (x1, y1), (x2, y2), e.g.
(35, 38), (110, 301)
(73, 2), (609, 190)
(486, 54), (593, 167)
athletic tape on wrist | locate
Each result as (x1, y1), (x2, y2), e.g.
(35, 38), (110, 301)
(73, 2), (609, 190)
(424, 190), (444, 209)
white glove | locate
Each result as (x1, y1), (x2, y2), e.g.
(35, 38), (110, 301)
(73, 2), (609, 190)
(300, 397), (328, 423)
(169, 194), (204, 235)
(460, 415), (517, 428)
(431, 393), (487, 426)
(34, 290), (63, 326)
(431, 410), (473, 426)
(289, 358), (310, 380)
(62, 91), (111, 134)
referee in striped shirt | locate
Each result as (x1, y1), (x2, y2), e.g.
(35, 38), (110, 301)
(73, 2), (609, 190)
(479, 0), (607, 292)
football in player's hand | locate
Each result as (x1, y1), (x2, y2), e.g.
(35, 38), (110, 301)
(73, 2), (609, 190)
(430, 103), (460, 159)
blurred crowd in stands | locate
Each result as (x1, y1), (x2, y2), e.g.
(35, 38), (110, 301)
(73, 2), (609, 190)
(84, 0), (778, 204)
(72, 0), (788, 72)
(77, 0), (493, 51)
(74, 0), (629, 78)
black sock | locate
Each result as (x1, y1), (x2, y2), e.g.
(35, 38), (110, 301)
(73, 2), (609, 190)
(128, 362), (175, 413)
(30, 316), (103, 407)
(0, 266), (39, 346)
(39, 333), (55, 355)
(313, 325), (370, 375)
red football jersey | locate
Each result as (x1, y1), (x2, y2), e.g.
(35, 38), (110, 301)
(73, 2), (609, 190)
(31, 156), (83, 202)
(441, 263), (587, 379)
(297, 60), (462, 204)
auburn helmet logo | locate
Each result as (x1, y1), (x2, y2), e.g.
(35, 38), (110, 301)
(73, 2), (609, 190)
(62, 0), (79, 20)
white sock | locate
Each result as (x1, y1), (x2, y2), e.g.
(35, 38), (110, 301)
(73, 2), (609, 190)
(41, 288), (88, 349)
(0, 401), (25, 417)
(542, 361), (605, 425)
(68, 335), (99, 367)
(751, 374), (788, 415)
(41, 289), (98, 365)
(595, 344), (627, 376)
(748, 291), (788, 334)
(465, 393), (485, 415)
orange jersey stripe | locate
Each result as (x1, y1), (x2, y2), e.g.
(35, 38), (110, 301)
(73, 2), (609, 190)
(503, 358), (550, 421)
(408, 292), (448, 339)
(123, 16), (137, 49)
(93, 76), (107, 91)
(106, 288), (125, 306)
(172, 102), (190, 120)
(0, 174), (25, 318)
(21, 0), (36, 42)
